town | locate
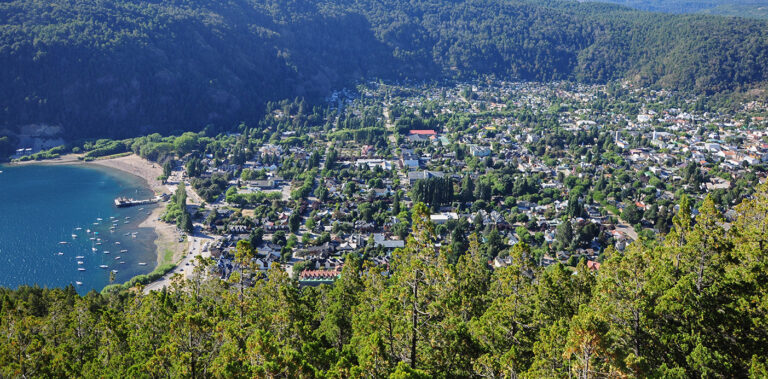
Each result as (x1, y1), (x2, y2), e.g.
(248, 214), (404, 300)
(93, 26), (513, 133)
(130, 79), (768, 287)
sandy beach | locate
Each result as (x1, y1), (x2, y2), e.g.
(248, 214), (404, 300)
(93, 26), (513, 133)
(88, 154), (164, 193)
(89, 155), (186, 266)
(12, 153), (187, 266)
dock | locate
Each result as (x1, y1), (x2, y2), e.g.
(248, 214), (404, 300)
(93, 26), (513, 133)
(114, 196), (162, 208)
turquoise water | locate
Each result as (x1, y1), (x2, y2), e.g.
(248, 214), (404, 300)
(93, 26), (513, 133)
(0, 163), (158, 293)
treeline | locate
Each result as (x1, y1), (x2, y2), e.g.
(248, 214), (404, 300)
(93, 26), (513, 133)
(594, 0), (768, 18)
(2, 186), (768, 377)
(162, 183), (193, 234)
(1, 0), (768, 138)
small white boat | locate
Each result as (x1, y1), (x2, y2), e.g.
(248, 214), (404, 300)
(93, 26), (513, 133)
(115, 242), (121, 245)
(120, 249), (128, 253)
(57, 252), (64, 256)
(78, 268), (86, 271)
(99, 265), (108, 269)
(97, 218), (102, 221)
(59, 241), (68, 245)
(110, 216), (115, 219)
(77, 261), (84, 265)
(111, 269), (118, 273)
(96, 242), (102, 245)
(89, 237), (96, 240)
(75, 256), (85, 259)
(138, 262), (147, 266)
(75, 227), (82, 230)
(86, 229), (91, 233)
(114, 256), (121, 260)
(93, 222), (99, 225)
(103, 251), (110, 254)
(75, 281), (82, 285)
(120, 261), (126, 264)
(92, 247), (98, 252)
(124, 221), (129, 224)
(71, 234), (78, 238)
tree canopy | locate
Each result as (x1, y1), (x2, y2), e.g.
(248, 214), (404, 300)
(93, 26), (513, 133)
(1, 0), (767, 138)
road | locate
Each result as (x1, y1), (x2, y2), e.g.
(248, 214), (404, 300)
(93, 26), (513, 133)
(143, 225), (215, 293)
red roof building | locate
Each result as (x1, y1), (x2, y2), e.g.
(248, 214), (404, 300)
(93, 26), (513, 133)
(409, 130), (437, 136)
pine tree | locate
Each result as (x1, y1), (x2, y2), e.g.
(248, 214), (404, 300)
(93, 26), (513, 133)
(471, 242), (537, 377)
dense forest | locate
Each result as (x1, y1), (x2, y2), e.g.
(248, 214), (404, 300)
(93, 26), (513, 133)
(1, 0), (767, 138)
(2, 182), (768, 377)
(590, 0), (768, 19)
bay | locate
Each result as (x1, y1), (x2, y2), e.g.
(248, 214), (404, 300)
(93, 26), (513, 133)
(0, 163), (158, 294)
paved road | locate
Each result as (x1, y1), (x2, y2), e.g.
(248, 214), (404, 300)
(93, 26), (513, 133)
(143, 226), (215, 293)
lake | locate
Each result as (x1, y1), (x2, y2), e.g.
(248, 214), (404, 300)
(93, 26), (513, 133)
(0, 163), (158, 293)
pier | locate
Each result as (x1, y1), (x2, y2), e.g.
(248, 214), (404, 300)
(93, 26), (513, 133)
(114, 195), (163, 208)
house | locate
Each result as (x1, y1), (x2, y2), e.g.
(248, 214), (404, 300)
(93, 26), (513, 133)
(430, 212), (459, 225)
(470, 145), (492, 157)
(373, 233), (405, 251)
(409, 130), (437, 137)
(298, 268), (342, 286)
(296, 242), (335, 258)
(251, 180), (275, 189)
(407, 170), (445, 185)
(407, 130), (438, 143)
(401, 149), (421, 169)
(229, 224), (250, 234)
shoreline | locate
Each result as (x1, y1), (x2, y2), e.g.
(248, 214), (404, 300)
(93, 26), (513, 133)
(89, 155), (186, 267)
(10, 154), (186, 268)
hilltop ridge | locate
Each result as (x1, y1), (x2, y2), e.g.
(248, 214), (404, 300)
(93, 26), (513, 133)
(0, 0), (767, 138)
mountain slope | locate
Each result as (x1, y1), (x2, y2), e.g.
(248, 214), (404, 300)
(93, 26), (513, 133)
(1, 0), (767, 138)
(584, 0), (768, 19)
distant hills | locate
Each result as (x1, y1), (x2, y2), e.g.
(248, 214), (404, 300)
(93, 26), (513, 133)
(585, 0), (768, 19)
(1, 0), (767, 138)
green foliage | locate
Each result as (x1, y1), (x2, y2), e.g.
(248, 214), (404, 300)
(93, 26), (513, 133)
(410, 177), (454, 207)
(192, 173), (229, 203)
(595, 0), (768, 19)
(1, 0), (767, 138)
(225, 187), (281, 207)
(83, 140), (129, 160)
(163, 183), (193, 233)
(3, 185), (768, 377)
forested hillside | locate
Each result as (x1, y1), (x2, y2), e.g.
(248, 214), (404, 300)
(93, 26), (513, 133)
(1, 0), (767, 138)
(2, 184), (768, 377)
(589, 0), (768, 19)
